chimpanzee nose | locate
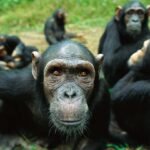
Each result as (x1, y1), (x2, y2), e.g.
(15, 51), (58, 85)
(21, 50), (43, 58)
(132, 19), (138, 22)
(64, 90), (77, 99)
(132, 15), (139, 23)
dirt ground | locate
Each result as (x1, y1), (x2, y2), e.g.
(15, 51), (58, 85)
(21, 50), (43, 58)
(18, 26), (103, 55)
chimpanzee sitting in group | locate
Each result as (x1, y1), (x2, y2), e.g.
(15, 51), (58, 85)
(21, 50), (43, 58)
(0, 40), (110, 150)
(98, 0), (150, 87)
(0, 35), (38, 70)
(44, 9), (84, 45)
(111, 40), (150, 145)
(12, 43), (38, 69)
(0, 35), (21, 69)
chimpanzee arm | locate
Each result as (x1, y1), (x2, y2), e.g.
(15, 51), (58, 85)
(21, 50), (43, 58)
(98, 28), (107, 53)
(98, 19), (121, 54)
(63, 32), (77, 39)
(112, 71), (150, 105)
(103, 47), (133, 87)
(112, 44), (150, 103)
(44, 19), (58, 44)
(0, 67), (34, 100)
(45, 30), (58, 44)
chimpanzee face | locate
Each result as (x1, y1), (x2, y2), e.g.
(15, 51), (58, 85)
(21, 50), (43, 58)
(124, 2), (145, 36)
(55, 9), (66, 24)
(32, 41), (103, 136)
(44, 57), (95, 135)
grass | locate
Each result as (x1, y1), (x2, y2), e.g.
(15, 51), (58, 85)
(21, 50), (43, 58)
(0, 0), (149, 33)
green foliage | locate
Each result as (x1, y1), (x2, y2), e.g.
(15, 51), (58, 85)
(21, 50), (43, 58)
(0, 0), (33, 11)
(107, 144), (146, 150)
(0, 0), (149, 33)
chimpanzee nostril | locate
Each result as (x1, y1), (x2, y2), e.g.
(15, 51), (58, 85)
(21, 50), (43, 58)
(64, 92), (69, 98)
(64, 91), (77, 99)
(72, 92), (76, 98)
(132, 19), (138, 22)
(131, 15), (139, 23)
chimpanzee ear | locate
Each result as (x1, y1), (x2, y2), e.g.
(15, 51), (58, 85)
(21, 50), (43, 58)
(115, 6), (122, 21)
(32, 51), (41, 80)
(96, 54), (104, 66)
(147, 5), (150, 16)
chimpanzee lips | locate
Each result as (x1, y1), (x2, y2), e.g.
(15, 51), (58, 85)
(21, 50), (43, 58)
(59, 119), (82, 126)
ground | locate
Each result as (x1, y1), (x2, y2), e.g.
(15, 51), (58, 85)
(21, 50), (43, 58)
(18, 26), (102, 55)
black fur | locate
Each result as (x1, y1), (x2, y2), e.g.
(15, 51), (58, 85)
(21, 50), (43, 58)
(0, 40), (110, 150)
(44, 9), (76, 45)
(98, 1), (150, 87)
(111, 42), (150, 144)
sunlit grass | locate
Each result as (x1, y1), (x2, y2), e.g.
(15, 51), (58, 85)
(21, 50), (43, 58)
(0, 0), (149, 33)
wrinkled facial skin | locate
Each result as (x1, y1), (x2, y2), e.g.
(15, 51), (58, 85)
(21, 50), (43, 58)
(124, 3), (145, 36)
(43, 58), (95, 135)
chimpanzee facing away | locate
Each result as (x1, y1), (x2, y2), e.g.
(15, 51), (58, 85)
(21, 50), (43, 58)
(12, 43), (38, 69)
(111, 40), (150, 145)
(44, 9), (82, 45)
(0, 35), (21, 69)
(0, 35), (21, 55)
(0, 40), (110, 150)
(98, 0), (150, 87)
(0, 35), (38, 70)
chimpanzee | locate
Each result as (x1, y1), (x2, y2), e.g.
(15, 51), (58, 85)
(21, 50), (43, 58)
(0, 35), (21, 69)
(0, 40), (110, 149)
(44, 9), (82, 45)
(12, 43), (38, 69)
(0, 35), (38, 70)
(98, 0), (150, 87)
(111, 40), (150, 144)
(0, 35), (21, 55)
(0, 45), (14, 70)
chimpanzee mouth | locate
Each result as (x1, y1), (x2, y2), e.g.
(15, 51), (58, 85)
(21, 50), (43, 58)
(59, 120), (82, 126)
(127, 25), (141, 36)
(50, 112), (88, 136)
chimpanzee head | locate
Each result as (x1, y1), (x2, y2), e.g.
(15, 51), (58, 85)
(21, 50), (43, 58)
(32, 40), (103, 136)
(53, 8), (66, 25)
(12, 43), (38, 69)
(115, 0), (150, 38)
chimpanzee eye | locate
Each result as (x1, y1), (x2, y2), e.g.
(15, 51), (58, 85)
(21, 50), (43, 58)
(79, 71), (87, 77)
(53, 70), (62, 76)
(78, 69), (89, 77)
(50, 67), (63, 76)
(137, 10), (144, 16)
(126, 10), (134, 15)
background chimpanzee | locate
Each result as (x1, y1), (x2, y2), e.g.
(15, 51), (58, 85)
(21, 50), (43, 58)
(0, 35), (21, 69)
(0, 35), (21, 55)
(0, 40), (110, 150)
(98, 0), (150, 87)
(111, 40), (150, 145)
(44, 9), (83, 45)
(12, 43), (38, 69)
(0, 35), (38, 70)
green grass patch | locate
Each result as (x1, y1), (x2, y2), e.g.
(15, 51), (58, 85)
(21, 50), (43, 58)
(0, 0), (149, 33)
